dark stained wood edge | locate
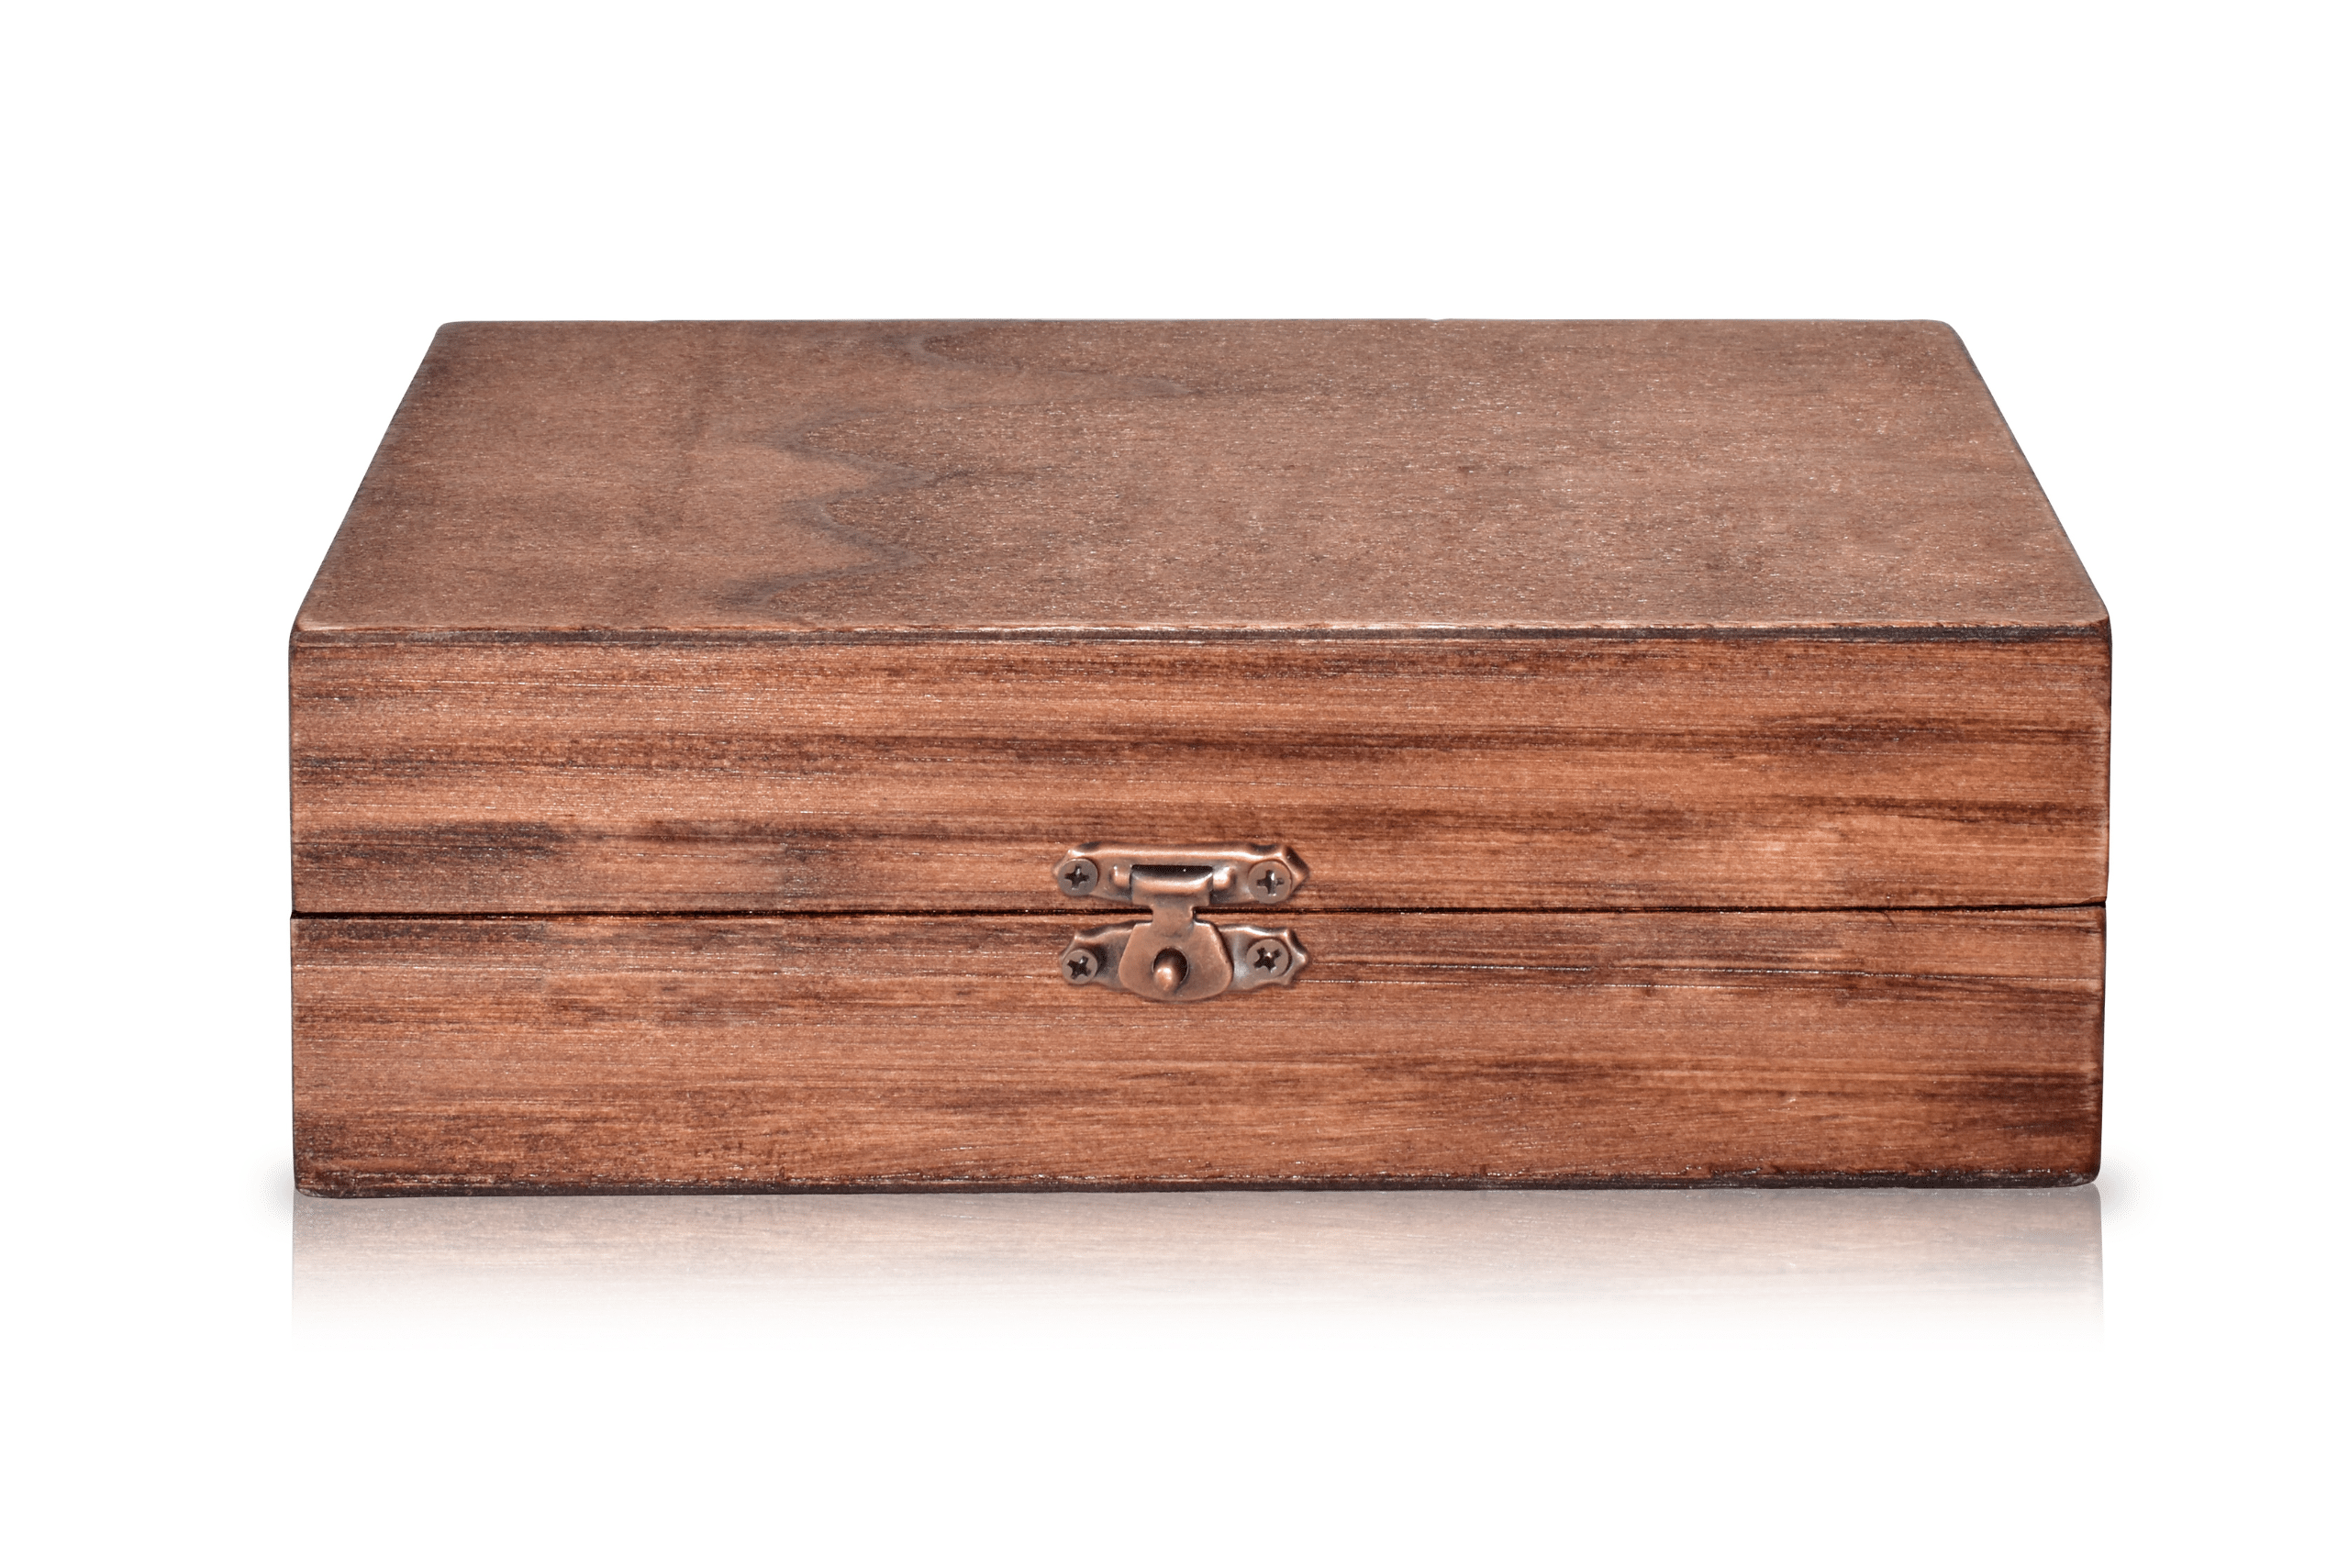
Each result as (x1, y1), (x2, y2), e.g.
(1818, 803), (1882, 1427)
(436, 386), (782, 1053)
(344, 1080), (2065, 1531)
(297, 1169), (2100, 1197)
(291, 623), (2113, 648)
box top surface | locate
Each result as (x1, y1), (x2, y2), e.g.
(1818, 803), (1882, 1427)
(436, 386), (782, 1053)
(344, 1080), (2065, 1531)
(295, 320), (2106, 640)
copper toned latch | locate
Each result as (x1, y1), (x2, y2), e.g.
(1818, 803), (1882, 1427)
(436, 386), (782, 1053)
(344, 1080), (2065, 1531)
(1052, 844), (1309, 1003)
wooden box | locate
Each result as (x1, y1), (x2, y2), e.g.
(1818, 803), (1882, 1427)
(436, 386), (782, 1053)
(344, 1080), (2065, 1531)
(291, 320), (2108, 1194)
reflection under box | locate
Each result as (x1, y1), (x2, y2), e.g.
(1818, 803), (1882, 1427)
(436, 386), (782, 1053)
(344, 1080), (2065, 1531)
(294, 1186), (2101, 1332)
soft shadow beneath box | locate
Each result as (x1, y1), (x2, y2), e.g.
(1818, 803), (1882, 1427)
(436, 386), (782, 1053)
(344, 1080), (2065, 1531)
(294, 1186), (2101, 1331)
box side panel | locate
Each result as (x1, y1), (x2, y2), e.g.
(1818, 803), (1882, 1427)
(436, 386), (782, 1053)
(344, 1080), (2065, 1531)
(290, 636), (2110, 914)
(293, 908), (2103, 1191)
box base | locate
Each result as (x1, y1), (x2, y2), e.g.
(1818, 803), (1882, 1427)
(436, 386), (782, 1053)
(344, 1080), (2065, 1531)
(294, 909), (2103, 1192)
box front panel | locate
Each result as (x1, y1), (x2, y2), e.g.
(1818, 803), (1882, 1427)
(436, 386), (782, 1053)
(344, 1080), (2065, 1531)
(294, 908), (2102, 1192)
(291, 635), (2110, 915)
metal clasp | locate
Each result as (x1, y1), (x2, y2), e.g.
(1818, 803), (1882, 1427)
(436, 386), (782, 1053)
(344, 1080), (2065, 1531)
(1053, 844), (1309, 1002)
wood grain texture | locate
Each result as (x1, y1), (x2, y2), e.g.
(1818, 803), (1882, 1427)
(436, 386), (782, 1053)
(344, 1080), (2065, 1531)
(293, 909), (2103, 1193)
(294, 320), (2107, 637)
(286, 324), (2110, 1188)
(292, 634), (2107, 913)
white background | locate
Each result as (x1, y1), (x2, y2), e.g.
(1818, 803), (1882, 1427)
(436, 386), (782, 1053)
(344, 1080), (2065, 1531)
(6, 2), (2341, 1561)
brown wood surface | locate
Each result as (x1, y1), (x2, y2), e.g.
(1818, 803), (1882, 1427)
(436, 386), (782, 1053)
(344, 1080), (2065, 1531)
(293, 908), (2103, 1193)
(295, 320), (2107, 637)
(290, 324), (2110, 1189)
(293, 634), (2107, 913)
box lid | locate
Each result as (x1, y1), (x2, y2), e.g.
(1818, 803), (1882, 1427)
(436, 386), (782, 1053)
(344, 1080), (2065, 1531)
(290, 322), (2108, 917)
(295, 320), (2105, 640)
